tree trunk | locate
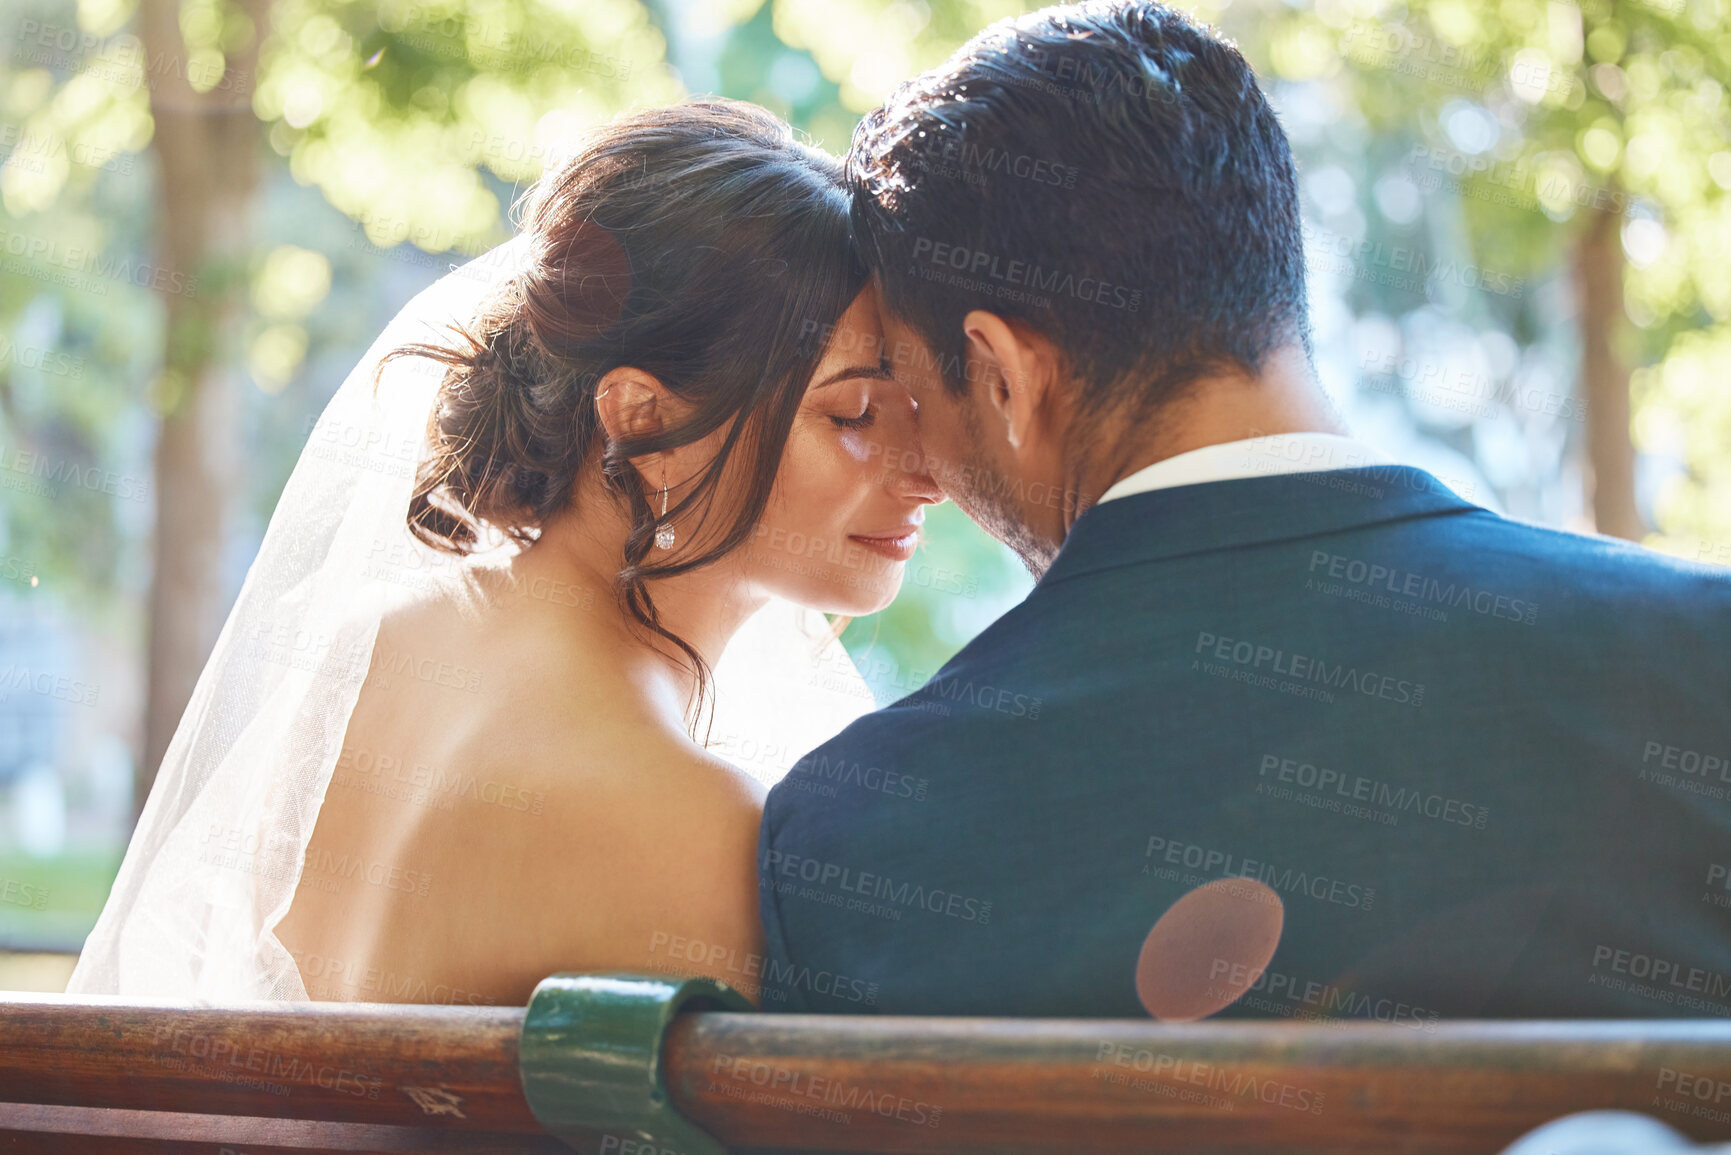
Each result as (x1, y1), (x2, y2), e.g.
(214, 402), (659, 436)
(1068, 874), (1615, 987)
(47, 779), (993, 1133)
(136, 0), (270, 815)
(1576, 203), (1642, 542)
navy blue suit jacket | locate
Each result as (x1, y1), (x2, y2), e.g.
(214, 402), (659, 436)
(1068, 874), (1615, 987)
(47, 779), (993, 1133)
(757, 466), (1731, 1019)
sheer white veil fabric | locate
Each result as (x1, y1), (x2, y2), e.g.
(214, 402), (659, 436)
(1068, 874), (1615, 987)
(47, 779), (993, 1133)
(67, 236), (877, 1001)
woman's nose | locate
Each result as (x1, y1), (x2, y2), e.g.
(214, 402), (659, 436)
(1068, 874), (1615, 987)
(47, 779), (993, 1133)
(880, 430), (944, 505)
(894, 461), (944, 505)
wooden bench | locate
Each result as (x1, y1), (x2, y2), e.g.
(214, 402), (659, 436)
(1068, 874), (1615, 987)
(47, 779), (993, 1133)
(5, 972), (1731, 1153)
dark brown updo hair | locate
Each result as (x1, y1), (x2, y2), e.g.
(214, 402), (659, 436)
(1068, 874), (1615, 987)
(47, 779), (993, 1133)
(387, 98), (865, 723)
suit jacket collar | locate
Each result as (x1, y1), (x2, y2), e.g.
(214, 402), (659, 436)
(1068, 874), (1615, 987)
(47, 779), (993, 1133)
(1041, 466), (1483, 588)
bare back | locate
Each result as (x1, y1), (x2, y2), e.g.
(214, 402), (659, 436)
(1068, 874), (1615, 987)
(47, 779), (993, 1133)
(274, 561), (768, 1006)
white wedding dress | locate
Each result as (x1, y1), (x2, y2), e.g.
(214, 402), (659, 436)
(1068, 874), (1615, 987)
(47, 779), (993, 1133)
(65, 236), (877, 1001)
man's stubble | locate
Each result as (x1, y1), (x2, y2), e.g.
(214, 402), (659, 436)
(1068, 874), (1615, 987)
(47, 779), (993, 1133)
(946, 396), (1059, 580)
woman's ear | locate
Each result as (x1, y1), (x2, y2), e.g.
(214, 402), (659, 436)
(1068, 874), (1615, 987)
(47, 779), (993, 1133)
(594, 366), (716, 505)
(594, 366), (673, 448)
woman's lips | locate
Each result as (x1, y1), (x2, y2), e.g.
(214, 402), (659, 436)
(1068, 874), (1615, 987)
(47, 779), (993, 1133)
(848, 529), (920, 562)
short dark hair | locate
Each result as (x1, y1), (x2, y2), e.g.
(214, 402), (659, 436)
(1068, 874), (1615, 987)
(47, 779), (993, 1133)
(849, 0), (1308, 422)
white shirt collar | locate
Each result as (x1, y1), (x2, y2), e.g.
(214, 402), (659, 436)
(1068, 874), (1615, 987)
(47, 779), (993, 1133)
(1094, 433), (1396, 506)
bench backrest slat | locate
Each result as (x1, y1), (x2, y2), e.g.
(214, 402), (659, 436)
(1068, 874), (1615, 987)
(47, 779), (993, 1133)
(0, 998), (539, 1133)
(667, 1015), (1731, 1152)
(9, 996), (1731, 1152)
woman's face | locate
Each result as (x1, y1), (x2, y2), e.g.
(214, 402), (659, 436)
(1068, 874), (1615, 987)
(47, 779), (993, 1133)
(741, 289), (943, 615)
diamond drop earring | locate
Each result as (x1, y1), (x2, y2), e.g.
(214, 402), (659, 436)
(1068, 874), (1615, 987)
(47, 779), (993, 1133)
(654, 467), (676, 550)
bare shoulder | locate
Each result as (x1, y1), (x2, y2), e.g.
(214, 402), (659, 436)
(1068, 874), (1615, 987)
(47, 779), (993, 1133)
(503, 725), (769, 1000)
(532, 723), (766, 886)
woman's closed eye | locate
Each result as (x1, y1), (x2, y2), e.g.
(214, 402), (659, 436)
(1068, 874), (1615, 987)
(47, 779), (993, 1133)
(830, 406), (876, 431)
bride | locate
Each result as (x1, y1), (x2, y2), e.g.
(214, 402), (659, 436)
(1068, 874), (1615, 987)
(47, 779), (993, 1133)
(68, 98), (941, 1005)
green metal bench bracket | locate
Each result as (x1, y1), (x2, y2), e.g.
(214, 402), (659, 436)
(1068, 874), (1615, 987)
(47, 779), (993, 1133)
(520, 972), (751, 1155)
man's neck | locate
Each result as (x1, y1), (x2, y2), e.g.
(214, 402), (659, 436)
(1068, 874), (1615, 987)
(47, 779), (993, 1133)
(1065, 345), (1346, 534)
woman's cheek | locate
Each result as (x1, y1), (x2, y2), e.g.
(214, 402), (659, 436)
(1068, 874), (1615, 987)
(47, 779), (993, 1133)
(777, 427), (854, 535)
(837, 426), (880, 466)
(815, 424), (875, 494)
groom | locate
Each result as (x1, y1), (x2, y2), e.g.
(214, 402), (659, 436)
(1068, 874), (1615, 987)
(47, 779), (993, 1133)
(756, 0), (1731, 1018)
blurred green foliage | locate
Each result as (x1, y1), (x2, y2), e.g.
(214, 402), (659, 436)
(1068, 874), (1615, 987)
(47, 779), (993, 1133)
(0, 849), (123, 943)
(1250, 0), (1731, 552)
(256, 0), (679, 250)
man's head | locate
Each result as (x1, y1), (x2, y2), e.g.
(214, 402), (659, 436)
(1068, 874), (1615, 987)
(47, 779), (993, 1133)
(849, 0), (1310, 572)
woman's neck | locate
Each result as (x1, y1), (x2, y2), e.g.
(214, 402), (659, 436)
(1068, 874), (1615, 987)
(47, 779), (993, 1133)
(511, 483), (770, 713)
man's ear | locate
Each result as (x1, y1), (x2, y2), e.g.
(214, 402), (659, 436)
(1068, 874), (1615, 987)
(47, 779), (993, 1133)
(961, 310), (1057, 453)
